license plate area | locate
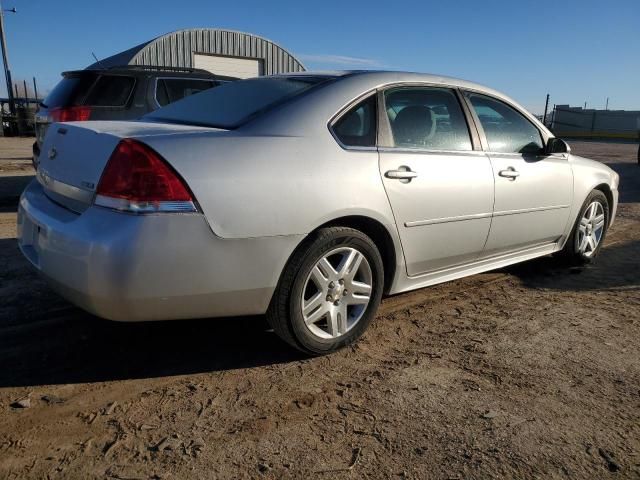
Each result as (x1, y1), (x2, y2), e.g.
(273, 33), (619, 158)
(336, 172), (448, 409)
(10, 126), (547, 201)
(18, 210), (46, 268)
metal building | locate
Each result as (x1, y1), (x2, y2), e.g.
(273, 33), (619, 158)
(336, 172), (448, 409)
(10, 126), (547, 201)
(88, 29), (305, 78)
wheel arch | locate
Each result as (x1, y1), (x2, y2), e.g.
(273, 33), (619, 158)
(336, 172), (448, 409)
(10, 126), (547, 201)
(315, 216), (398, 293)
(274, 215), (400, 297)
(593, 183), (614, 224)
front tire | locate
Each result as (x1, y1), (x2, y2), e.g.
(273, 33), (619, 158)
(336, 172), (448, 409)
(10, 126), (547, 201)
(561, 189), (609, 265)
(267, 227), (384, 355)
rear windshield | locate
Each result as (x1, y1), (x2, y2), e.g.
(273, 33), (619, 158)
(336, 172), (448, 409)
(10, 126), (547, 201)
(42, 73), (97, 108)
(84, 75), (135, 107)
(145, 75), (335, 129)
(42, 73), (135, 108)
(156, 78), (217, 107)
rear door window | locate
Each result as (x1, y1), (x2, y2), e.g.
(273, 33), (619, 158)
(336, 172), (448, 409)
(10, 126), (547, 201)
(84, 75), (135, 107)
(155, 78), (217, 107)
(384, 87), (472, 151)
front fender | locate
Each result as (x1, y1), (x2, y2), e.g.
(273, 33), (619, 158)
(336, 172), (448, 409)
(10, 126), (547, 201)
(560, 154), (619, 246)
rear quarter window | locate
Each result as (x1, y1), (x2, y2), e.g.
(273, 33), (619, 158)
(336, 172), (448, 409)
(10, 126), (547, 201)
(84, 75), (135, 107)
(331, 95), (377, 147)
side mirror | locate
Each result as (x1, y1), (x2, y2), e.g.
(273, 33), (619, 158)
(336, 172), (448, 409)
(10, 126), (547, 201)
(545, 137), (571, 155)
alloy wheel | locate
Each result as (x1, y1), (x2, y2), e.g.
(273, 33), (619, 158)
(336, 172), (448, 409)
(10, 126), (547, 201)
(576, 201), (605, 257)
(300, 247), (373, 339)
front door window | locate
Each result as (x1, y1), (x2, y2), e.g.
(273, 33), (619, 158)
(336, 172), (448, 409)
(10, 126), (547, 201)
(467, 93), (543, 154)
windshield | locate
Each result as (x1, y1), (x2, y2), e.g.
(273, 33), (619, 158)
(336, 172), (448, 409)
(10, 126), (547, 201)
(144, 75), (335, 129)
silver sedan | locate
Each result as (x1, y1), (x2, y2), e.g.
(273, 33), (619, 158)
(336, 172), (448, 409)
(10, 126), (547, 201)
(18, 71), (619, 354)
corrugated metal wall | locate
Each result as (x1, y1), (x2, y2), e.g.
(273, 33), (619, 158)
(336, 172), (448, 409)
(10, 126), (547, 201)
(129, 29), (305, 74)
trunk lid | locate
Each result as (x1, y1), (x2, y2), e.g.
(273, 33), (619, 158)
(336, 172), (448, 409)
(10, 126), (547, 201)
(37, 120), (216, 213)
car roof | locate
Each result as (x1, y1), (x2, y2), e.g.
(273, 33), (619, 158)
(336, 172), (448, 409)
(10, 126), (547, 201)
(62, 65), (237, 81)
(281, 70), (506, 98)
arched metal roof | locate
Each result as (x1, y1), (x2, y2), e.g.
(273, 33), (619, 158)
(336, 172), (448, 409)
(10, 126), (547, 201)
(88, 29), (305, 75)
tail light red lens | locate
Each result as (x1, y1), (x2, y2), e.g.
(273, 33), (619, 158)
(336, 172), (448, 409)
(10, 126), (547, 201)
(95, 139), (197, 213)
(49, 106), (92, 122)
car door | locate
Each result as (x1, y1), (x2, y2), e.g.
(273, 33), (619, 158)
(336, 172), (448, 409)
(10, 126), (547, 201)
(464, 92), (573, 256)
(378, 86), (495, 276)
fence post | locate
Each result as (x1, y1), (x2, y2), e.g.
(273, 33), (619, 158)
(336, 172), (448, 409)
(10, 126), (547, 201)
(637, 117), (640, 165)
(32, 77), (38, 104)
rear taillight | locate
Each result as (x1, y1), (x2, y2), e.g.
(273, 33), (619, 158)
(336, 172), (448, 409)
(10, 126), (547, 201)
(95, 139), (197, 213)
(49, 106), (92, 122)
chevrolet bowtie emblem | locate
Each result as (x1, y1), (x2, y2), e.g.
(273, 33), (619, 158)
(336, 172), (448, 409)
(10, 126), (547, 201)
(48, 147), (57, 160)
(39, 170), (52, 186)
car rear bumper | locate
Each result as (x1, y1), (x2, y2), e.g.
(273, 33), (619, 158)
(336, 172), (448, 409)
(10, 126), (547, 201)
(17, 180), (302, 321)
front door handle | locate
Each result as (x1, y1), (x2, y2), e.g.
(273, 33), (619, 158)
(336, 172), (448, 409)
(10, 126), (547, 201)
(499, 167), (520, 180)
(385, 167), (418, 182)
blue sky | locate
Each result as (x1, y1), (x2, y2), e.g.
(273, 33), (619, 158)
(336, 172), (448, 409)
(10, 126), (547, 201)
(2, 0), (639, 114)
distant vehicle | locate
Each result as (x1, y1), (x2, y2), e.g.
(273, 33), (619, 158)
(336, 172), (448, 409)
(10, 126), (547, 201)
(32, 65), (236, 168)
(19, 71), (619, 355)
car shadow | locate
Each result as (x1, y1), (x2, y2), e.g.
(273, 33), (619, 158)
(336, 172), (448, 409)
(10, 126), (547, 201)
(0, 174), (33, 212)
(504, 238), (640, 292)
(1, 310), (304, 389)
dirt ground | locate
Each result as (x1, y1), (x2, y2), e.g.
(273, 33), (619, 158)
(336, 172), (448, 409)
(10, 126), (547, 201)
(0, 137), (638, 479)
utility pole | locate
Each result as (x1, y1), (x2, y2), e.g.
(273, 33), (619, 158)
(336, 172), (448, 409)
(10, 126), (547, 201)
(542, 93), (550, 126)
(32, 76), (38, 104)
(0, 0), (16, 116)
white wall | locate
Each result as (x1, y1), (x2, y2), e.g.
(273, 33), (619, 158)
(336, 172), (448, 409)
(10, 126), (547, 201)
(193, 54), (262, 79)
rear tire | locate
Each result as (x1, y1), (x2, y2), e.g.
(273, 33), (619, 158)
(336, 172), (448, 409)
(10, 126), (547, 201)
(267, 227), (384, 355)
(560, 189), (609, 265)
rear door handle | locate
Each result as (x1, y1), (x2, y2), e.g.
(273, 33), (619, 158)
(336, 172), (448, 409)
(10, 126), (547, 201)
(385, 167), (418, 182)
(499, 167), (520, 180)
